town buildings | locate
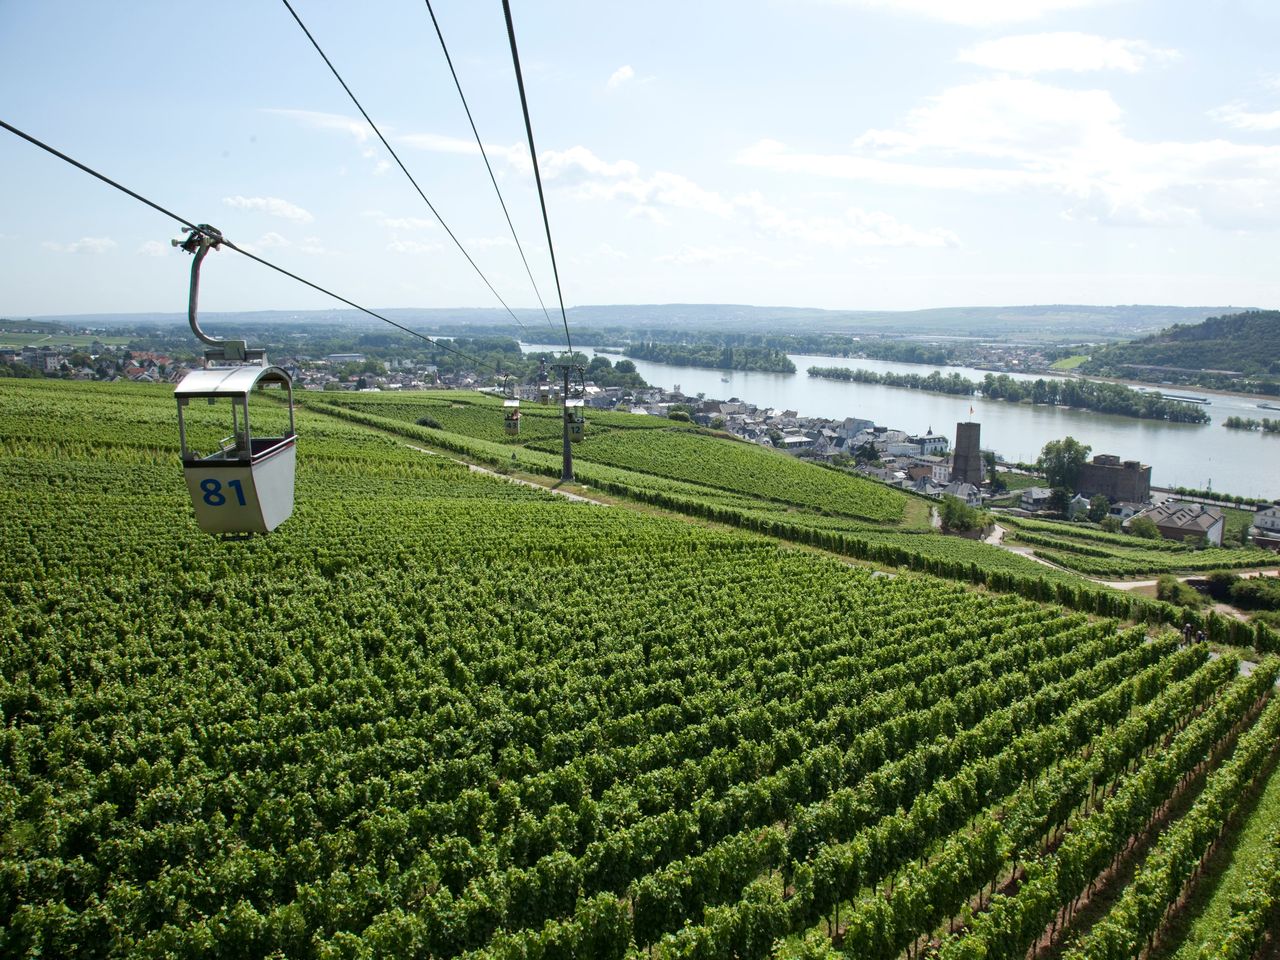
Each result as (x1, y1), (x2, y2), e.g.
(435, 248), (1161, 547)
(1077, 454), (1152, 503)
(1250, 504), (1280, 551)
(1129, 500), (1225, 546)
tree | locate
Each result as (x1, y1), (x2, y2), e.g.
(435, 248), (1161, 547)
(1100, 516), (1122, 532)
(1037, 437), (1091, 492)
(668, 411), (692, 422)
(939, 495), (987, 533)
(1048, 487), (1071, 516)
(709, 417), (726, 431)
(1088, 494), (1110, 523)
(1129, 514), (1161, 539)
(981, 451), (1005, 492)
(853, 442), (879, 465)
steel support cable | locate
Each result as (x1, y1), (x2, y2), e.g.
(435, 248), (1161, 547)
(501, 0), (573, 358)
(423, 0), (560, 345)
(0, 117), (500, 372)
(279, 0), (530, 334)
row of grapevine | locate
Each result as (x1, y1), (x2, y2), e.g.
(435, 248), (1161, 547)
(4, 378), (1275, 959)
(1062, 693), (1280, 959)
(303, 396), (1280, 655)
(932, 661), (1280, 960)
(1196, 824), (1280, 959)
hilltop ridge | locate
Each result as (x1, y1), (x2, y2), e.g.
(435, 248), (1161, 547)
(14, 303), (1247, 343)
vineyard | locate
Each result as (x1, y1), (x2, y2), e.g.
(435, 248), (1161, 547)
(1001, 518), (1276, 579)
(316, 391), (907, 523)
(4, 379), (1280, 958)
(306, 392), (1280, 650)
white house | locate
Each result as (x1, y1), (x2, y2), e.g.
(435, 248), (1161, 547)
(1132, 501), (1225, 547)
(1250, 505), (1280, 550)
(1108, 501), (1142, 521)
(1020, 487), (1053, 511)
(943, 481), (982, 507)
(907, 429), (950, 456)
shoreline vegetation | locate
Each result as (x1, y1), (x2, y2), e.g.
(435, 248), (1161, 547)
(807, 365), (1212, 423)
(1224, 416), (1280, 434)
(623, 341), (796, 373)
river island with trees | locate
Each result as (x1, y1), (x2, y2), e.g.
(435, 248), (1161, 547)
(623, 341), (796, 373)
(806, 366), (1211, 423)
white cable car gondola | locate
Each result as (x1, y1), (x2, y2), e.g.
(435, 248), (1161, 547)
(176, 366), (297, 534)
(502, 376), (521, 437)
(536, 357), (551, 405)
(562, 364), (586, 443)
(171, 225), (298, 536)
(566, 397), (585, 443)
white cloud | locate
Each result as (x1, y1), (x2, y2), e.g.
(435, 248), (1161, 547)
(549, 154), (733, 219)
(824, 0), (1126, 26)
(540, 145), (641, 180)
(398, 131), (527, 168)
(657, 245), (751, 265)
(739, 76), (1280, 229)
(627, 206), (670, 225)
(466, 236), (518, 249)
(136, 240), (169, 257)
(1211, 101), (1280, 132)
(379, 216), (437, 230)
(736, 192), (958, 247)
(535, 142), (953, 247)
(397, 132), (479, 155)
(255, 231), (291, 249)
(265, 108), (376, 144)
(42, 236), (117, 254)
(853, 77), (1124, 159)
(222, 195), (314, 223)
(387, 238), (443, 255)
(606, 65), (635, 91)
(958, 33), (1177, 74)
(299, 236), (329, 256)
(532, 145), (734, 219)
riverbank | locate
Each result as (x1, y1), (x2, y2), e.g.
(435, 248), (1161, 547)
(519, 344), (1280, 498)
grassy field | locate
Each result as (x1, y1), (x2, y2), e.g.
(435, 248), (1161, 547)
(0, 331), (131, 349)
(1051, 354), (1089, 370)
(995, 469), (1047, 492)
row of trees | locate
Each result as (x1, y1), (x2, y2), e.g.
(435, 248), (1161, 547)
(624, 342), (796, 373)
(806, 368), (1210, 423)
(1223, 416), (1280, 433)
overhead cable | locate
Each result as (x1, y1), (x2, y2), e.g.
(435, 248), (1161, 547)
(279, 0), (531, 334)
(423, 0), (561, 346)
(501, 0), (573, 358)
(0, 118), (500, 372)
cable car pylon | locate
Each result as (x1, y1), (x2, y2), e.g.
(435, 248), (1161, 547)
(554, 360), (585, 482)
(171, 225), (298, 536)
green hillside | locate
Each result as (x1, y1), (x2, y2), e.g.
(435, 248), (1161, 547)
(4, 378), (1280, 958)
(1081, 309), (1280, 389)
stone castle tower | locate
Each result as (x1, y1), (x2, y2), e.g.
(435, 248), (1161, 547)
(952, 421), (983, 485)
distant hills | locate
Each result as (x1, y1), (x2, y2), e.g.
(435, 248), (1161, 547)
(15, 303), (1250, 343)
(1081, 310), (1280, 391)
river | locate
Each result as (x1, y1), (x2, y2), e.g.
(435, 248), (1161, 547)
(519, 344), (1280, 499)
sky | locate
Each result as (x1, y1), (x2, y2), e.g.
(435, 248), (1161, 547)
(3, 0), (1280, 318)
